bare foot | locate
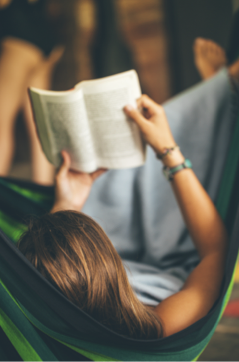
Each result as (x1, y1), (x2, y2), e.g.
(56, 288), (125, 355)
(193, 38), (227, 80)
(229, 58), (239, 82)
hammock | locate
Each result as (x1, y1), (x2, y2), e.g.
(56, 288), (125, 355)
(1, 73), (239, 360)
(0, 114), (238, 361)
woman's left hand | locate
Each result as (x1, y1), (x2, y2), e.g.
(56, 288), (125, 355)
(51, 150), (106, 213)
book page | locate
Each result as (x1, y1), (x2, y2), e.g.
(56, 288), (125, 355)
(30, 88), (97, 172)
(77, 70), (145, 169)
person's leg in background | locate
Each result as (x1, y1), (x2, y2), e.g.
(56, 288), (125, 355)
(23, 46), (64, 185)
(0, 37), (43, 176)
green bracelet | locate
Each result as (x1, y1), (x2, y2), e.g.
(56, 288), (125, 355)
(163, 159), (192, 181)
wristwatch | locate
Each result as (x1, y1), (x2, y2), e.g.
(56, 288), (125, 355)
(163, 159), (192, 181)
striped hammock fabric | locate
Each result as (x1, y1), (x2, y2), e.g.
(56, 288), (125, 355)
(0, 112), (239, 361)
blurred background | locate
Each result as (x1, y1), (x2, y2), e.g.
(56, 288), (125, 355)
(2, 1), (239, 359)
(11, 0), (237, 180)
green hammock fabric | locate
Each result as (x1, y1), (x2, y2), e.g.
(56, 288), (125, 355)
(216, 112), (239, 220)
(0, 110), (239, 360)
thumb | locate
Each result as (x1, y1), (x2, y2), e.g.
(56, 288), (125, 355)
(57, 150), (71, 178)
(124, 105), (148, 132)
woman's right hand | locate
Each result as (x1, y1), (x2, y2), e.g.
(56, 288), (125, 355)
(124, 95), (185, 167)
(124, 95), (176, 156)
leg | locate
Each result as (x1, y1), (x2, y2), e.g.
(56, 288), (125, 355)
(23, 46), (64, 185)
(0, 37), (43, 175)
(193, 36), (239, 82)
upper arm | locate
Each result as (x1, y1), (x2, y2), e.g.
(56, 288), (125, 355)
(154, 251), (226, 337)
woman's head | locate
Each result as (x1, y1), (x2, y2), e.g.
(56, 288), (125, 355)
(18, 210), (162, 339)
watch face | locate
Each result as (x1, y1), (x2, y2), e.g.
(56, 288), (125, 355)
(184, 159), (192, 168)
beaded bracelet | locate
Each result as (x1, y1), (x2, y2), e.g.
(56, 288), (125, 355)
(156, 145), (180, 160)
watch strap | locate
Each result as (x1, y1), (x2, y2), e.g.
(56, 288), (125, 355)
(163, 159), (192, 181)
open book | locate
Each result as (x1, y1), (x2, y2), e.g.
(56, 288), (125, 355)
(29, 70), (146, 173)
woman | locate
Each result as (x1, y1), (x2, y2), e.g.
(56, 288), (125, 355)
(18, 93), (228, 339)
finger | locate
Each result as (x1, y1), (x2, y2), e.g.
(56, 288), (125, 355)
(124, 105), (149, 132)
(136, 95), (160, 116)
(90, 168), (107, 181)
(57, 150), (71, 178)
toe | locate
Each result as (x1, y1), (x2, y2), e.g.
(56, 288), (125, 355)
(193, 37), (206, 52)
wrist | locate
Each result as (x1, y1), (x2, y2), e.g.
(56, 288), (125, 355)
(50, 201), (83, 213)
(50, 202), (68, 213)
(163, 159), (192, 181)
(157, 147), (185, 168)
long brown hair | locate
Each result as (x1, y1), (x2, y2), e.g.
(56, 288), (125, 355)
(18, 210), (162, 339)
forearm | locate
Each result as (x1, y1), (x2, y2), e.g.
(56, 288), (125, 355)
(169, 160), (228, 259)
(124, 96), (228, 335)
(154, 154), (228, 336)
